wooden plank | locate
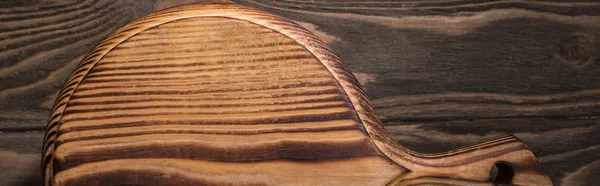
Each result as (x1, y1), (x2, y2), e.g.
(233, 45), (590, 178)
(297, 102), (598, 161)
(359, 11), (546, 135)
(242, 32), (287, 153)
(0, 131), (43, 186)
(1, 0), (599, 185)
(3, 1), (597, 126)
(0, 0), (155, 130)
(229, 0), (600, 121)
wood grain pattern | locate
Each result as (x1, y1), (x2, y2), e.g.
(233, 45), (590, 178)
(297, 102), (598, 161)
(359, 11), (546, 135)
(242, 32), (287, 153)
(222, 1), (600, 185)
(384, 117), (600, 186)
(0, 1), (154, 186)
(42, 4), (400, 186)
(233, 0), (600, 121)
(0, 0), (154, 131)
(0, 131), (43, 186)
(41, 3), (551, 186)
(1, 0), (599, 185)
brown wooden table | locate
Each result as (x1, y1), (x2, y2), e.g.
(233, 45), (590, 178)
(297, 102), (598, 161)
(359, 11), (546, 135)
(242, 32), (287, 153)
(1, 0), (599, 185)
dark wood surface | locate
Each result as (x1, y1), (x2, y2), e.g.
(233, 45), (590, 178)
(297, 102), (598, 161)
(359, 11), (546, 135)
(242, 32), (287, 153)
(1, 0), (599, 185)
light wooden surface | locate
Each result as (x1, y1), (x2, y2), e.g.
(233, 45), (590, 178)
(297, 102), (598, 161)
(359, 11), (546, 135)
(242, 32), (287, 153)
(1, 0), (599, 185)
(40, 3), (552, 185)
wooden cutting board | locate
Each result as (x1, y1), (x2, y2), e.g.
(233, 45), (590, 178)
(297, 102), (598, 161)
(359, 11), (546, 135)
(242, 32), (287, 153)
(42, 3), (552, 186)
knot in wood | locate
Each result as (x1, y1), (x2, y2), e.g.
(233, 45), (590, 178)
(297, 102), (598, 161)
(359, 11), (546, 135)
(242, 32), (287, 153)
(560, 35), (593, 66)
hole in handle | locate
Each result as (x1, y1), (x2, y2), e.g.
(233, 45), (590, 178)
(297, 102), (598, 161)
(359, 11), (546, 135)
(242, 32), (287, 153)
(490, 162), (514, 185)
